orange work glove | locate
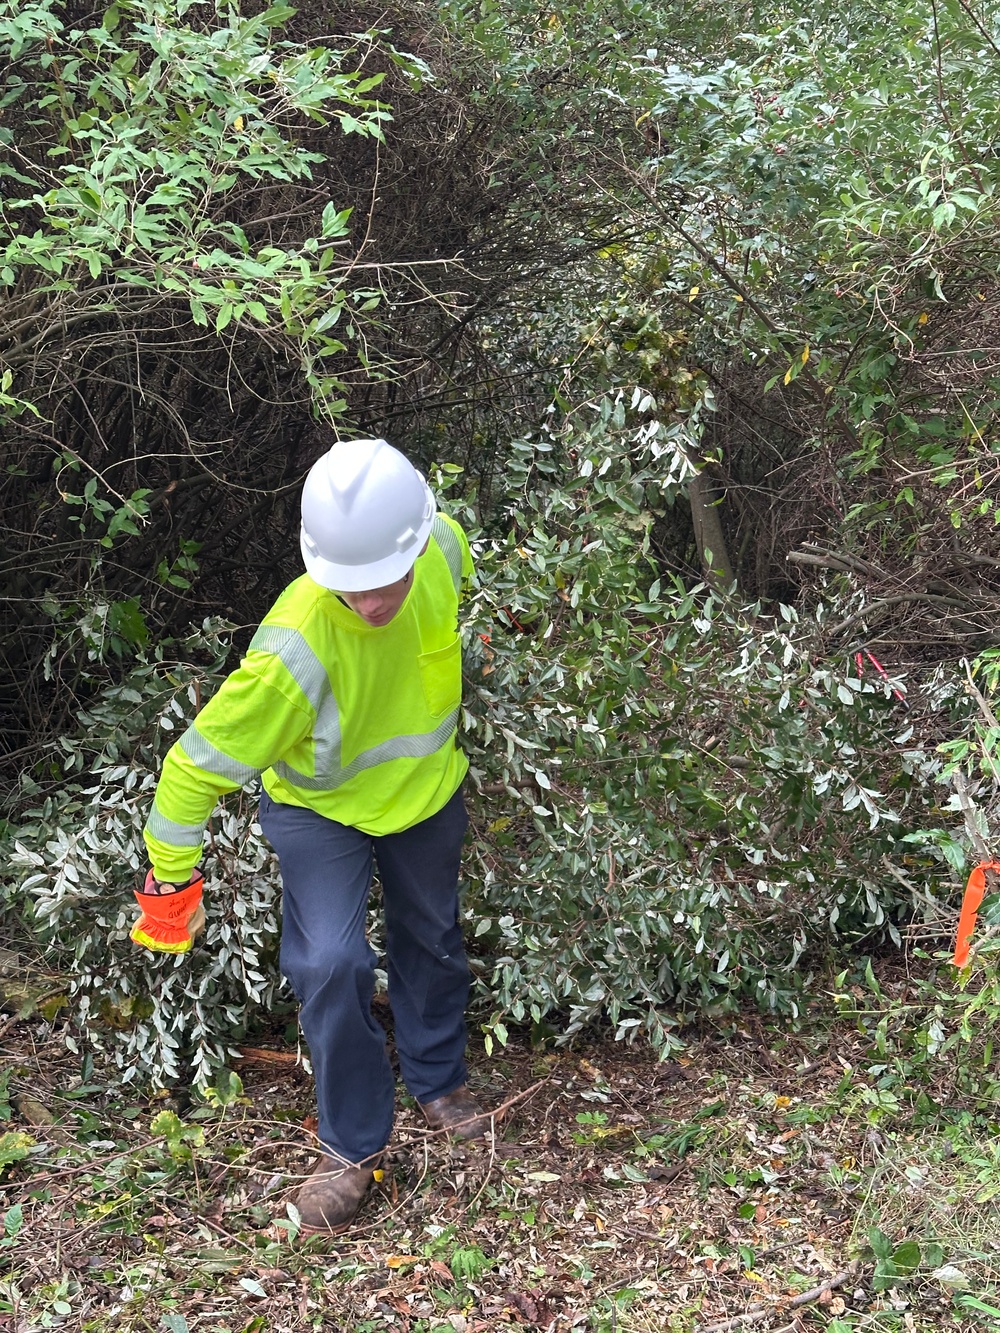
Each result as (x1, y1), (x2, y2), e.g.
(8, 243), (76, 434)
(130, 869), (206, 954)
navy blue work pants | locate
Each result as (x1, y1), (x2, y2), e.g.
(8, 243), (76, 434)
(258, 787), (470, 1163)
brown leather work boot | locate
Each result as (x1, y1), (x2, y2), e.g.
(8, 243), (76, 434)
(294, 1153), (378, 1233)
(418, 1085), (491, 1142)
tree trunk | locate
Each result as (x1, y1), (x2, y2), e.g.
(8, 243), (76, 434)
(689, 471), (736, 594)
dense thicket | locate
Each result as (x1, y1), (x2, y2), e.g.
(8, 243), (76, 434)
(0, 0), (622, 762)
(5, 0), (1000, 1083)
(10, 0), (1000, 754)
(490, 0), (1000, 645)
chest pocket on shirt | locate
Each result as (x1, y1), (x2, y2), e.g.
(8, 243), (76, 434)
(419, 636), (462, 718)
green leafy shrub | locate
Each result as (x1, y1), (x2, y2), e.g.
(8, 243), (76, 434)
(454, 411), (958, 1051)
(7, 623), (284, 1088)
(829, 643), (1000, 1113)
(9, 0), (1000, 1093)
(0, 0), (389, 402)
(5, 403), (973, 1087)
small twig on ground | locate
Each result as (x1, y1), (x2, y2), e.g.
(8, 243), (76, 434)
(465, 1114), (501, 1216)
(794, 1060), (824, 1077)
(695, 1262), (859, 1333)
(237, 1046), (302, 1065)
(622, 1227), (680, 1244)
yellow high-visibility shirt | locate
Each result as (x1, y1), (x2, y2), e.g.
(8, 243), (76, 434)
(143, 514), (473, 882)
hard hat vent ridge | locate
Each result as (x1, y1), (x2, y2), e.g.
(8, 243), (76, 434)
(327, 442), (377, 513)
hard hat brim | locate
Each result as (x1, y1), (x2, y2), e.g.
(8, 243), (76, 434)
(299, 498), (437, 592)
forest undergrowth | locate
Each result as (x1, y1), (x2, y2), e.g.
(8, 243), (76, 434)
(6, 5), (1000, 1327)
(2, 951), (1000, 1333)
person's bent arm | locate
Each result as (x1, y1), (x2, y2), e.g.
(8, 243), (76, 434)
(144, 652), (312, 882)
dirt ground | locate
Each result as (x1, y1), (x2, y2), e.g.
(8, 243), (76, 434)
(0, 1004), (995, 1333)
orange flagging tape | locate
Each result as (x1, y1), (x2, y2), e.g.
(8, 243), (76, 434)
(953, 860), (1000, 967)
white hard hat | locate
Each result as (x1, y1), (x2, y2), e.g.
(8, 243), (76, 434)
(299, 438), (436, 591)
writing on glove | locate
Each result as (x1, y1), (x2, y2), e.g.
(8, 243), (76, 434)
(130, 869), (206, 953)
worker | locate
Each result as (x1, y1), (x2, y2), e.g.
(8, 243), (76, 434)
(130, 438), (490, 1232)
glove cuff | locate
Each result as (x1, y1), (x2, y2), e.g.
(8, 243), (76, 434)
(143, 868), (201, 895)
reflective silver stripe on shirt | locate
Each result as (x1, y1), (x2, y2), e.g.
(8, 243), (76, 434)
(273, 708), (459, 791)
(432, 516), (463, 593)
(144, 799), (205, 847)
(249, 623), (343, 779)
(248, 625), (331, 713)
(178, 724), (260, 786)
(250, 620), (457, 792)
